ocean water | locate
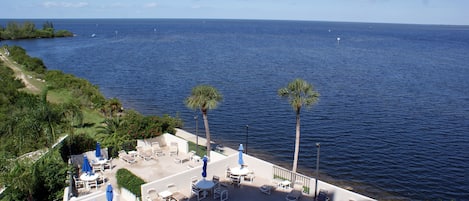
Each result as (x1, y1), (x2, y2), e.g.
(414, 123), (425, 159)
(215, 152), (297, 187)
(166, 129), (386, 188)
(2, 19), (469, 200)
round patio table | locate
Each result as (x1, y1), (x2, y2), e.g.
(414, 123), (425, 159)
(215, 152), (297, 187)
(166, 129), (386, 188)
(80, 173), (99, 189)
(230, 167), (250, 176)
(196, 179), (215, 190)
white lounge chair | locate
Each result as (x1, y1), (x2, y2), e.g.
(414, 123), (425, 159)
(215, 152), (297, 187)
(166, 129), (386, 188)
(118, 150), (137, 164)
(174, 151), (194, 164)
(169, 142), (178, 156)
(152, 142), (165, 156)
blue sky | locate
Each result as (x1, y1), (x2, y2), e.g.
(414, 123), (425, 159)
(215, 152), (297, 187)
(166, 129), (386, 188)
(0, 0), (467, 25)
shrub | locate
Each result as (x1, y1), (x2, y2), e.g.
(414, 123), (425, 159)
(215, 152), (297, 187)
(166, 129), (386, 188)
(116, 168), (145, 197)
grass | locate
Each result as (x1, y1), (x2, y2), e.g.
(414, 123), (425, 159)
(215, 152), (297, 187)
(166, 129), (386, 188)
(76, 108), (105, 136)
(188, 141), (207, 157)
(47, 89), (74, 103)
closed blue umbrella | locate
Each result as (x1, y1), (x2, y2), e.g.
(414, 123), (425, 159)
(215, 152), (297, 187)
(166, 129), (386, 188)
(238, 144), (244, 168)
(202, 156), (208, 178)
(82, 155), (92, 174)
(106, 183), (113, 201)
(95, 142), (102, 159)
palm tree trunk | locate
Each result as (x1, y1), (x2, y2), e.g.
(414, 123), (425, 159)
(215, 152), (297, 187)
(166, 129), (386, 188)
(202, 111), (211, 158)
(292, 109), (301, 173)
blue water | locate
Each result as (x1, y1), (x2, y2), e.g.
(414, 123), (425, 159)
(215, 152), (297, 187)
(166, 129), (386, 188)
(2, 19), (469, 200)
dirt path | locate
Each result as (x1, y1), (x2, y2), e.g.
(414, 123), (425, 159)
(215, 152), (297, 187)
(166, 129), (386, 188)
(0, 52), (41, 93)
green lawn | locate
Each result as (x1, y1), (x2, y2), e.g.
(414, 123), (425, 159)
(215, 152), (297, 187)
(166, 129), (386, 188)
(188, 141), (207, 157)
(76, 108), (105, 136)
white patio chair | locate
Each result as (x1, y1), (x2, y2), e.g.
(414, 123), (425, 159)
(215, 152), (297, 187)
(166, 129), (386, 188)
(118, 150), (137, 164)
(73, 175), (85, 191)
(244, 169), (255, 183)
(152, 142), (165, 156)
(169, 142), (178, 156)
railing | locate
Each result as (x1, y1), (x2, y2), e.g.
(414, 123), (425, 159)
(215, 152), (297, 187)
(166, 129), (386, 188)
(272, 165), (311, 194)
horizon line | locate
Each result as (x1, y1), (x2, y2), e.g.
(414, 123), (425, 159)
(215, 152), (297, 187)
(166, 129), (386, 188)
(0, 17), (468, 27)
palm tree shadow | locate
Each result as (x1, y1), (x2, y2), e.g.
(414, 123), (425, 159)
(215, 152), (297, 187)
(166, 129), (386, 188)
(77, 122), (95, 128)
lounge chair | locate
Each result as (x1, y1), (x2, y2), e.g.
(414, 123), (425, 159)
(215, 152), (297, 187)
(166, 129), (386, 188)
(142, 148), (154, 161)
(285, 182), (303, 201)
(174, 151), (194, 164)
(118, 150), (137, 164)
(166, 184), (188, 201)
(169, 142), (178, 156)
(152, 142), (165, 156)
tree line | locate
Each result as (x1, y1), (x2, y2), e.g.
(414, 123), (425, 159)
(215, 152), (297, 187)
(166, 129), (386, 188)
(0, 21), (73, 40)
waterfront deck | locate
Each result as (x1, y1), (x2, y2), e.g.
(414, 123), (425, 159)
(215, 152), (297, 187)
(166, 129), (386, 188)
(69, 130), (375, 201)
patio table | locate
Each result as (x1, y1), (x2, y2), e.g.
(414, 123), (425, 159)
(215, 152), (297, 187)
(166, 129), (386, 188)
(230, 167), (250, 176)
(196, 179), (215, 200)
(196, 179), (215, 190)
(80, 173), (99, 189)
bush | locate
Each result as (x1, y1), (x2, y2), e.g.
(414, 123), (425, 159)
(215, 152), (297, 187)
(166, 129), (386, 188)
(116, 168), (145, 197)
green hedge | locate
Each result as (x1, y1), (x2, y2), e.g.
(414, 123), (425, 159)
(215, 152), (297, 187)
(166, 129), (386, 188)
(116, 168), (145, 197)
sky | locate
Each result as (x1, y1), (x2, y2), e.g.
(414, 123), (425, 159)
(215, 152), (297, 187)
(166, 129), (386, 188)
(0, 0), (468, 25)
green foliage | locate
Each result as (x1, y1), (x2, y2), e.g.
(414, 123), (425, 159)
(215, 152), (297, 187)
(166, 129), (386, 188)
(0, 21), (73, 40)
(46, 70), (106, 108)
(60, 133), (96, 161)
(96, 110), (182, 158)
(32, 148), (69, 201)
(6, 45), (47, 73)
(123, 110), (183, 139)
(188, 141), (207, 157)
(0, 158), (36, 201)
(0, 62), (25, 105)
(116, 168), (145, 197)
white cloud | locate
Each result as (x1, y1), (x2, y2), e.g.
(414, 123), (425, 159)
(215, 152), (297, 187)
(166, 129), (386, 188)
(144, 2), (158, 8)
(42, 1), (89, 8)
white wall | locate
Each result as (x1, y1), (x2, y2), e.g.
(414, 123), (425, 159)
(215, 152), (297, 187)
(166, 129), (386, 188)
(162, 133), (189, 154)
(141, 152), (376, 201)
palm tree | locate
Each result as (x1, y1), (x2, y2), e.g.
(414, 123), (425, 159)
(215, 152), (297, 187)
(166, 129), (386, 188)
(185, 85), (223, 158)
(278, 78), (319, 173)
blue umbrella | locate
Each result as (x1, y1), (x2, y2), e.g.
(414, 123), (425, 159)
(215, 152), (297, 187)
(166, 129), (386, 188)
(95, 142), (102, 159)
(106, 183), (113, 201)
(202, 156), (208, 178)
(238, 144), (244, 168)
(82, 155), (92, 174)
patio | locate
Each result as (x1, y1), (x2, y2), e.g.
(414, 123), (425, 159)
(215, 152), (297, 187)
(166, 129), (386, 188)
(67, 130), (375, 201)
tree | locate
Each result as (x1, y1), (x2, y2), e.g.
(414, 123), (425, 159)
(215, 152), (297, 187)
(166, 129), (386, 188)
(278, 78), (319, 173)
(185, 85), (222, 158)
(0, 158), (37, 201)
